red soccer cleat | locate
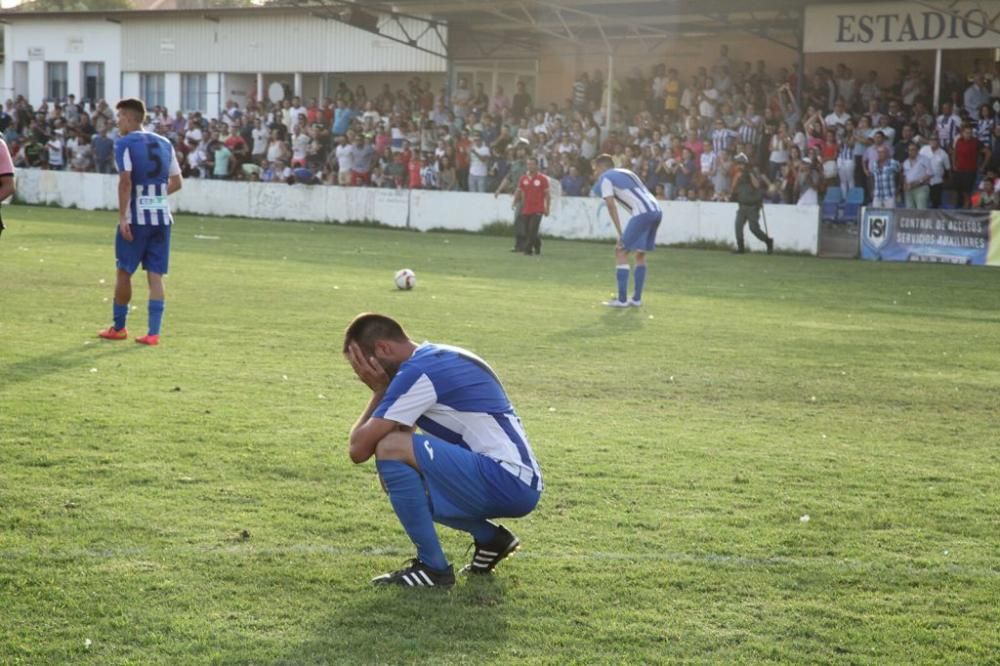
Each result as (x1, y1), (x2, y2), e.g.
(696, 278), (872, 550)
(98, 326), (128, 340)
(135, 334), (160, 346)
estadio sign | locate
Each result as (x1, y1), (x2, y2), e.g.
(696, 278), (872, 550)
(805, 1), (1000, 52)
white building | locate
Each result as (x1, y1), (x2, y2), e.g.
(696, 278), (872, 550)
(2, 6), (448, 118)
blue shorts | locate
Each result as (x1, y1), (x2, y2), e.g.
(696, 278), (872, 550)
(622, 210), (662, 252)
(116, 224), (171, 275)
(411, 434), (540, 522)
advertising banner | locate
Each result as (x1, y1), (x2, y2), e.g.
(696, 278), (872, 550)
(860, 208), (1000, 265)
(804, 1), (1000, 52)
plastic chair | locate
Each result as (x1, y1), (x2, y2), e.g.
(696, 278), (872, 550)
(821, 187), (843, 222)
(842, 187), (865, 223)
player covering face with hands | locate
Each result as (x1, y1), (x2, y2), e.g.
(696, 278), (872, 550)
(343, 313), (543, 588)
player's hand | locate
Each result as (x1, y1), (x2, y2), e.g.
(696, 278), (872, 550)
(346, 342), (390, 393)
(615, 238), (625, 250)
(118, 217), (133, 242)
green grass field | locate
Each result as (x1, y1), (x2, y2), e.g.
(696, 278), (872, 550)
(2, 205), (999, 665)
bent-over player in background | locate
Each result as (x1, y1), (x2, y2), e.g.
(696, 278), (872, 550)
(592, 154), (662, 307)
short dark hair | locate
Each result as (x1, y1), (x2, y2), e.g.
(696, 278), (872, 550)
(116, 97), (146, 120)
(343, 313), (408, 354)
(593, 154), (614, 169)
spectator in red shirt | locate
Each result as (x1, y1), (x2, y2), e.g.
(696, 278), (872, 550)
(454, 131), (471, 191)
(512, 158), (550, 256)
(952, 125), (981, 208)
(407, 152), (423, 189)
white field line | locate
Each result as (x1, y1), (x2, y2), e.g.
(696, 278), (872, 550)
(1, 546), (998, 578)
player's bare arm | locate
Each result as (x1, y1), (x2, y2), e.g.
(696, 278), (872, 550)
(345, 341), (397, 463)
(0, 174), (14, 201)
(167, 173), (183, 195)
(118, 170), (133, 241)
(604, 196), (623, 244)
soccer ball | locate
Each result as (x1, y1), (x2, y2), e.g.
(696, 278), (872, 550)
(394, 268), (416, 290)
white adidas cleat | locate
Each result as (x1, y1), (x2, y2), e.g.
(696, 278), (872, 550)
(628, 299), (642, 307)
(602, 299), (629, 308)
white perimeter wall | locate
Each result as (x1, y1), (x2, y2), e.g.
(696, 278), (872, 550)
(12, 170), (819, 254)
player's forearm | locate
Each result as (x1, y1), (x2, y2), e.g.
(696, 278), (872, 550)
(348, 391), (385, 463)
(350, 391), (384, 442)
(0, 175), (15, 201)
(117, 181), (130, 220)
(167, 175), (183, 195)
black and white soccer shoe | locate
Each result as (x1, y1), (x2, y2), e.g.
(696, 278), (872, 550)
(461, 524), (520, 575)
(371, 559), (455, 588)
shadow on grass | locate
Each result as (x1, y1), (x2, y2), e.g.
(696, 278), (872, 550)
(0, 342), (139, 388)
(550, 307), (646, 341)
(279, 576), (511, 664)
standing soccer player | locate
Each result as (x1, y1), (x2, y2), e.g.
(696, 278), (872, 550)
(343, 313), (543, 588)
(592, 154), (662, 307)
(98, 98), (183, 346)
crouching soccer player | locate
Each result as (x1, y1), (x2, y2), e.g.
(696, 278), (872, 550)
(591, 154), (662, 307)
(343, 313), (543, 588)
(98, 97), (183, 345)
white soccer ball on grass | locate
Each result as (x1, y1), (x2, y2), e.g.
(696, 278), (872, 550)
(394, 268), (416, 290)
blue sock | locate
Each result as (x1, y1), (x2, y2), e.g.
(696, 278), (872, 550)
(616, 265), (630, 302)
(148, 299), (165, 336)
(113, 303), (129, 331)
(435, 517), (499, 544)
(633, 265), (647, 302)
(376, 460), (449, 571)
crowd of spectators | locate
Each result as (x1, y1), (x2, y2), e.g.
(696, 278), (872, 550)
(3, 47), (1000, 209)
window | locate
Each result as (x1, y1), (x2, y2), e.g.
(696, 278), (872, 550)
(139, 73), (166, 109)
(82, 62), (105, 103)
(181, 73), (207, 113)
(46, 62), (68, 101)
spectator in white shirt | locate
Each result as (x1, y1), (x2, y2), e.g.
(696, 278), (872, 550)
(468, 133), (491, 192)
(901, 142), (932, 209)
(858, 70), (881, 110)
(963, 75), (991, 117)
(290, 124), (310, 167)
(333, 135), (354, 186)
(824, 99), (851, 133)
(46, 130), (65, 170)
(251, 119), (269, 162)
(492, 86), (511, 115)
(834, 64), (856, 109)
(918, 136), (951, 208)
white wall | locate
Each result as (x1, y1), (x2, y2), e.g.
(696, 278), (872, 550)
(12, 170), (820, 254)
(120, 12), (446, 74)
(2, 19), (122, 106)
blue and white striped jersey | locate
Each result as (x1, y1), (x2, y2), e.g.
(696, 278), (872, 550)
(115, 130), (181, 226)
(374, 343), (543, 490)
(596, 168), (661, 216)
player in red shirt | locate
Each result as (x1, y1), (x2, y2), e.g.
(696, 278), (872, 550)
(951, 125), (981, 209)
(512, 158), (550, 256)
